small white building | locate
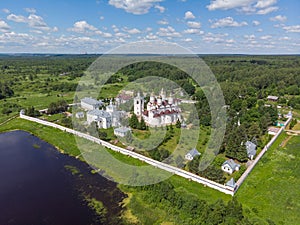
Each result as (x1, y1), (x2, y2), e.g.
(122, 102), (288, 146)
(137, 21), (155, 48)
(268, 126), (281, 135)
(225, 178), (237, 190)
(86, 109), (112, 129)
(185, 148), (201, 161)
(285, 111), (293, 118)
(267, 95), (279, 102)
(245, 141), (257, 160)
(81, 97), (102, 111)
(221, 159), (240, 174)
(75, 111), (84, 119)
(114, 127), (131, 137)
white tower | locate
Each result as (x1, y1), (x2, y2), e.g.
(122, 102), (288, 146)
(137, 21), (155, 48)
(160, 88), (166, 101)
(134, 92), (144, 116)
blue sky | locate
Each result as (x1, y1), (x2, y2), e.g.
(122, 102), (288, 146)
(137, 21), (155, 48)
(0, 0), (299, 54)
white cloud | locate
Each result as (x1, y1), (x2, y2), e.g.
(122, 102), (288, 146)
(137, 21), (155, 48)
(184, 11), (195, 20)
(7, 13), (56, 32)
(256, 6), (278, 14)
(157, 26), (181, 37)
(7, 14), (27, 23)
(207, 0), (255, 10)
(279, 36), (291, 41)
(226, 39), (235, 43)
(255, 0), (276, 8)
(112, 25), (119, 32)
(28, 14), (51, 31)
(207, 0), (278, 15)
(24, 8), (36, 14)
(210, 17), (248, 28)
(257, 28), (263, 32)
(100, 16), (105, 20)
(260, 35), (272, 40)
(283, 25), (300, 33)
(127, 28), (141, 34)
(183, 29), (203, 34)
(244, 34), (256, 41)
(2, 8), (10, 14)
(0, 32), (32, 45)
(154, 5), (165, 13)
(100, 32), (113, 38)
(270, 15), (287, 22)
(252, 20), (260, 26)
(0, 19), (10, 32)
(145, 33), (158, 40)
(69, 20), (98, 33)
(157, 19), (168, 25)
(183, 38), (193, 42)
(187, 21), (201, 28)
(202, 32), (230, 43)
(115, 32), (130, 38)
(68, 20), (113, 38)
(108, 0), (162, 15)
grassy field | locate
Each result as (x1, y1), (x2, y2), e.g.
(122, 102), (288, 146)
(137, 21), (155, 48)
(237, 132), (300, 225)
(0, 118), (81, 156)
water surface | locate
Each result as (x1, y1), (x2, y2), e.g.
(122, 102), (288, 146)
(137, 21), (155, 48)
(0, 130), (125, 225)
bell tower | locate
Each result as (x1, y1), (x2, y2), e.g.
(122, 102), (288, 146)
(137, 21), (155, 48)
(134, 91), (144, 116)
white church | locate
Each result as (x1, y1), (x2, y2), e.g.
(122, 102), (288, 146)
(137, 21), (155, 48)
(86, 99), (125, 129)
(134, 89), (181, 127)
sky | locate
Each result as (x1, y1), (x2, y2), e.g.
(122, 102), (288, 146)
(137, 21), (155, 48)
(0, 0), (299, 54)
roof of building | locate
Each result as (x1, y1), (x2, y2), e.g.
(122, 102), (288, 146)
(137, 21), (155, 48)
(76, 111), (84, 115)
(226, 178), (236, 188)
(222, 159), (240, 170)
(186, 148), (201, 157)
(267, 95), (279, 100)
(245, 141), (257, 156)
(81, 97), (102, 106)
(114, 127), (131, 133)
(87, 109), (111, 118)
(268, 126), (281, 133)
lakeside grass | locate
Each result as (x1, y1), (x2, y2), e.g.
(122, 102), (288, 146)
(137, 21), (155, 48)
(237, 132), (300, 225)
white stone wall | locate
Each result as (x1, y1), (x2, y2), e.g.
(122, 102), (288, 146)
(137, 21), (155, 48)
(20, 113), (235, 196)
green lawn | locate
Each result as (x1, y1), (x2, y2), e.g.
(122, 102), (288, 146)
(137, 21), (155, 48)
(237, 132), (300, 225)
(0, 118), (81, 157)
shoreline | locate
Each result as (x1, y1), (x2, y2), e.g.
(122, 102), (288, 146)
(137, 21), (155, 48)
(0, 120), (130, 220)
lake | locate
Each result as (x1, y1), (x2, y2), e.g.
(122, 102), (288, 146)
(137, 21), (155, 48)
(0, 130), (126, 225)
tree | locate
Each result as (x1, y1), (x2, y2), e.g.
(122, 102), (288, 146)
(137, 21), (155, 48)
(225, 126), (248, 162)
(25, 106), (40, 117)
(182, 81), (195, 95)
(248, 122), (261, 139)
(289, 119), (297, 129)
(98, 131), (108, 140)
(129, 114), (139, 129)
(139, 117), (147, 130)
(176, 119), (181, 128)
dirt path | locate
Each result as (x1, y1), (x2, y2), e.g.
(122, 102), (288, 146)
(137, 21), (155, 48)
(280, 135), (293, 147)
(0, 115), (18, 126)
